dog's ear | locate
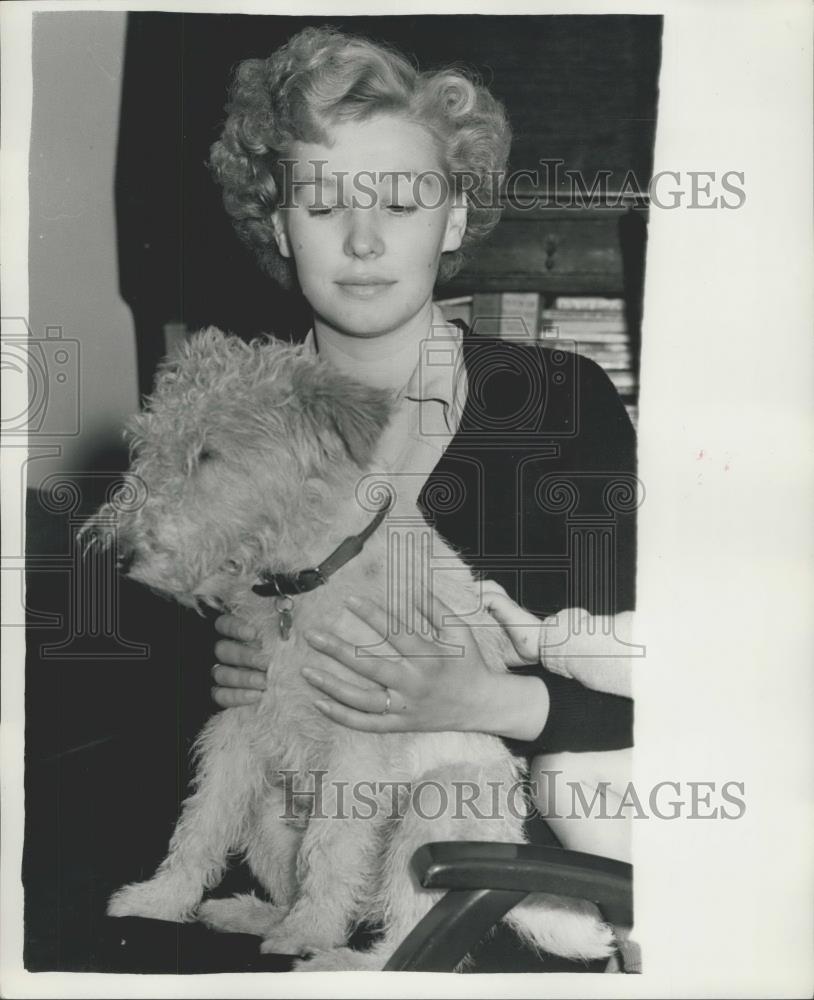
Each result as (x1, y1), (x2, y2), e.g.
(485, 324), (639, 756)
(291, 364), (394, 469)
(328, 381), (394, 468)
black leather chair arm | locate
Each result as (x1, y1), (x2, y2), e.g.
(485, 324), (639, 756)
(384, 841), (632, 972)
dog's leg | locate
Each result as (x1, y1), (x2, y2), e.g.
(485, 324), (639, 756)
(108, 709), (263, 922)
(291, 761), (459, 973)
(258, 776), (385, 957)
(244, 782), (303, 906)
(198, 782), (303, 936)
(293, 763), (466, 972)
(197, 893), (289, 937)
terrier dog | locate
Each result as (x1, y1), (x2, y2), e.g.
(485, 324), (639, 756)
(84, 328), (616, 971)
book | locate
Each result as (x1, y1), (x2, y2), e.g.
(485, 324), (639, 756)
(543, 309), (627, 323)
(541, 327), (628, 344)
(607, 371), (638, 391)
(500, 292), (540, 339)
(471, 292), (503, 336)
(554, 296), (625, 311)
(578, 354), (632, 370)
(463, 292), (542, 339)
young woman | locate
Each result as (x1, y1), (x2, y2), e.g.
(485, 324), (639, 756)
(207, 26), (637, 866)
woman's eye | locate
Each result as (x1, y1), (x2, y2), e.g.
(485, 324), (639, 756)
(307, 206), (340, 217)
(386, 204), (418, 215)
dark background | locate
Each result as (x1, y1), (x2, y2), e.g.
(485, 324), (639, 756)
(24, 12), (660, 974)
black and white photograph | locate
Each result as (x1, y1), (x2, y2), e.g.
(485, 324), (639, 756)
(1, 1), (812, 996)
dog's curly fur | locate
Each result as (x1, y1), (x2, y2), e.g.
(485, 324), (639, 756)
(85, 328), (616, 970)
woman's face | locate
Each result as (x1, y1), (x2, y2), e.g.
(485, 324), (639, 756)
(272, 114), (466, 339)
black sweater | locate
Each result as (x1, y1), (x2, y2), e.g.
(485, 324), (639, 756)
(417, 328), (637, 755)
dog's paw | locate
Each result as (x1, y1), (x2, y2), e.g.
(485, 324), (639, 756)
(107, 875), (201, 922)
(259, 916), (342, 957)
(198, 893), (287, 936)
(293, 946), (382, 972)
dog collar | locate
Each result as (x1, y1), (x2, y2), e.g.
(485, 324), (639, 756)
(252, 492), (393, 599)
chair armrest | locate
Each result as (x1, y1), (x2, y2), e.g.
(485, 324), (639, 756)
(385, 841), (633, 971)
(411, 841), (632, 927)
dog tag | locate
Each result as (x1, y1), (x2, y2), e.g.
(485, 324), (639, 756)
(275, 597), (294, 641)
(278, 608), (293, 641)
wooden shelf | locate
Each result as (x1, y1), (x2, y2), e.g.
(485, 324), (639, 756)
(443, 204), (646, 299)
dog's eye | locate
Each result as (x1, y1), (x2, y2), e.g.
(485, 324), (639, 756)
(198, 448), (217, 463)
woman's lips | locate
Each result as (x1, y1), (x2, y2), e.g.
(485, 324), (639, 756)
(335, 280), (396, 300)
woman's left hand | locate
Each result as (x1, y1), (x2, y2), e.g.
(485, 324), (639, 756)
(478, 579), (544, 666)
(301, 592), (549, 740)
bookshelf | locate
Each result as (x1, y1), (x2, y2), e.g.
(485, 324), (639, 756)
(436, 197), (646, 427)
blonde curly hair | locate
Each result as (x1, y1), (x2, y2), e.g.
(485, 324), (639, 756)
(209, 26), (512, 288)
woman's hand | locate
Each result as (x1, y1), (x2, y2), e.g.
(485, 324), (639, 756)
(301, 592), (549, 741)
(211, 614), (267, 707)
(479, 579), (544, 666)
(482, 584), (636, 698)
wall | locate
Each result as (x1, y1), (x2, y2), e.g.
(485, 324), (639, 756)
(27, 10), (138, 491)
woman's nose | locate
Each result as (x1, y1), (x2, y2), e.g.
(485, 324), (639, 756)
(343, 208), (384, 259)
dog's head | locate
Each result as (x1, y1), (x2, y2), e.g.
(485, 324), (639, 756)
(81, 328), (393, 610)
